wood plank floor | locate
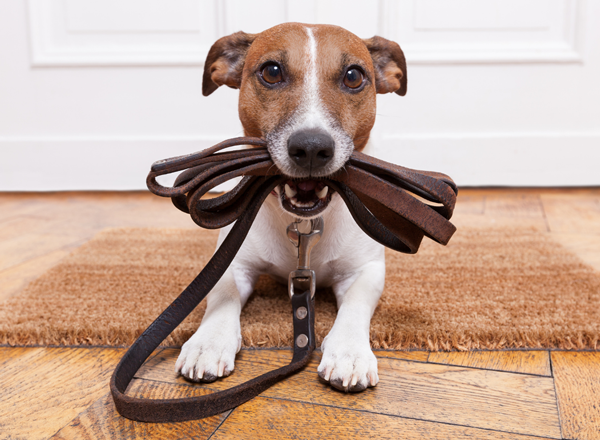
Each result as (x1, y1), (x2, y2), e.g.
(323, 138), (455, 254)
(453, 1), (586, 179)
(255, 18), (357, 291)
(1, 189), (599, 439)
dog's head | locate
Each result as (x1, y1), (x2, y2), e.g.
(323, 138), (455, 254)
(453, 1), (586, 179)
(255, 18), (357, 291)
(203, 23), (407, 217)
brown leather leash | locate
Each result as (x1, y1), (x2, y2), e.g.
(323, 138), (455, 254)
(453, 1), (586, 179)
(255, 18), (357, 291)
(110, 136), (457, 422)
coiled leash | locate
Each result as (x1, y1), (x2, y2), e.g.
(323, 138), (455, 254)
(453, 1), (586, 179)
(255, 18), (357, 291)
(110, 136), (458, 422)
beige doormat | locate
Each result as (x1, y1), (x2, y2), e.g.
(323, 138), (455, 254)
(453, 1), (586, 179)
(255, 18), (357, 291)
(1, 227), (598, 350)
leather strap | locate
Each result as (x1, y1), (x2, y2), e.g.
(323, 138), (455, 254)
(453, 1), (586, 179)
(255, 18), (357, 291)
(111, 137), (457, 422)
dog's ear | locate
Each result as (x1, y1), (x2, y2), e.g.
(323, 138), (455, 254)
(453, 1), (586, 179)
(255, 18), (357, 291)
(363, 36), (407, 96)
(202, 31), (256, 96)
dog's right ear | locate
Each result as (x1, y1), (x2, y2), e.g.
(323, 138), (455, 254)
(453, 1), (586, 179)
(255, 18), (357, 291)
(202, 32), (256, 96)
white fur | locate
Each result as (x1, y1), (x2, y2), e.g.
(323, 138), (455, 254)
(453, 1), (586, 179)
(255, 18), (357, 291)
(176, 26), (386, 392)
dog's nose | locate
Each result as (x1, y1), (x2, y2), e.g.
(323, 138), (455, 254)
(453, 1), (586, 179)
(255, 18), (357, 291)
(287, 129), (335, 172)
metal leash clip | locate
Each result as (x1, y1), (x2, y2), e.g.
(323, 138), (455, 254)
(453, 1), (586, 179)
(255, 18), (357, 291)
(286, 217), (324, 299)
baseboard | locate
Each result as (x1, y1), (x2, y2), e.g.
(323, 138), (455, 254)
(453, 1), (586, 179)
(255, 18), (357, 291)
(377, 132), (600, 187)
(0, 136), (224, 191)
(1, 133), (599, 191)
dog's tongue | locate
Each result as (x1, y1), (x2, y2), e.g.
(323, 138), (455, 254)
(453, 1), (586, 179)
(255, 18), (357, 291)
(297, 180), (317, 191)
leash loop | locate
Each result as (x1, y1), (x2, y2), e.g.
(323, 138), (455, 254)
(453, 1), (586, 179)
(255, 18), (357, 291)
(111, 136), (458, 423)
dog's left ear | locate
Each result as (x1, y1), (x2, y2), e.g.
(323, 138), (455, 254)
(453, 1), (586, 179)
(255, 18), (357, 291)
(202, 31), (256, 96)
(363, 36), (407, 96)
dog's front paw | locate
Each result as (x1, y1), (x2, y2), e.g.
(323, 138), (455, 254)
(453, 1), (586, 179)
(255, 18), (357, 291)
(175, 322), (241, 383)
(317, 332), (378, 392)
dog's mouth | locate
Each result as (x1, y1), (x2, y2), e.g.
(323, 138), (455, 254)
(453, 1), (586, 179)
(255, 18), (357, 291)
(272, 179), (333, 217)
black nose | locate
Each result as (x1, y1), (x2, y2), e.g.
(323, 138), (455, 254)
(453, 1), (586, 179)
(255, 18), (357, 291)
(287, 129), (335, 172)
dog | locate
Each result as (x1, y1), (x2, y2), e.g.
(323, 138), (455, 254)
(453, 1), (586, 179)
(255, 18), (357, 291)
(175, 22), (407, 392)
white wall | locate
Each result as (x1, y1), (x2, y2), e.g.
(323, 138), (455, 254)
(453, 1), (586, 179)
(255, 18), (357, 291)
(1, 0), (599, 191)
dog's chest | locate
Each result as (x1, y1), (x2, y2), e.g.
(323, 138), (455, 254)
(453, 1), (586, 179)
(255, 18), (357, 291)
(231, 195), (384, 288)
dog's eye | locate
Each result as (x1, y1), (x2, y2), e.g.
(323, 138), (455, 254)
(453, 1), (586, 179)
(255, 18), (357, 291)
(261, 63), (283, 84)
(343, 68), (364, 89)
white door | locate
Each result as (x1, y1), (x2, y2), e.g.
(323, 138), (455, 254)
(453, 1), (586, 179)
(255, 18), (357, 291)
(1, 0), (598, 190)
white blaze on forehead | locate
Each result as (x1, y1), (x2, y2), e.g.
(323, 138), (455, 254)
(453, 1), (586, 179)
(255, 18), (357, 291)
(302, 27), (327, 129)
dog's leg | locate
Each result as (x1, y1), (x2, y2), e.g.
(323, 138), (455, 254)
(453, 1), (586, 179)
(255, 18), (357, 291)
(318, 260), (385, 392)
(175, 266), (255, 382)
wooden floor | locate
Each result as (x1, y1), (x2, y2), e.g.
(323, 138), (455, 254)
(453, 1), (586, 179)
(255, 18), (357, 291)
(1, 189), (600, 439)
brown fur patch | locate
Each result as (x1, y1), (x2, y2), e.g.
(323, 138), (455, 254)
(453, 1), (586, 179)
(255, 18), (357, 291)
(238, 24), (309, 138)
(312, 25), (377, 150)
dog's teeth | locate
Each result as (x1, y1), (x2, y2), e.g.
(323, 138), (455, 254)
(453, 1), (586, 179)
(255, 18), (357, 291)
(289, 197), (316, 208)
(285, 184), (297, 199)
(316, 186), (328, 199)
(273, 186), (281, 195)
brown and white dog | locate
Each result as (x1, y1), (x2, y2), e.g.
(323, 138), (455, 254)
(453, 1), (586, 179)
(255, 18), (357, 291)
(175, 22), (407, 392)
